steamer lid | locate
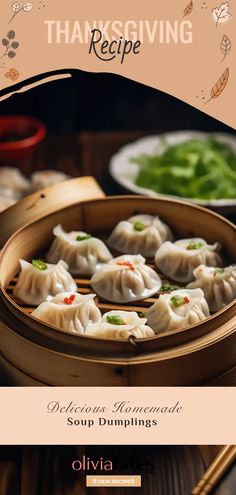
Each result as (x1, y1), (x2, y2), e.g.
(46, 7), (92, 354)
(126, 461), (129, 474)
(0, 176), (105, 248)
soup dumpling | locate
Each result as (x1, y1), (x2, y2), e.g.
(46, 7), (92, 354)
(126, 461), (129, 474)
(32, 292), (101, 334)
(107, 214), (173, 258)
(86, 310), (154, 340)
(0, 166), (30, 197)
(47, 225), (113, 275)
(0, 195), (16, 213)
(187, 265), (236, 312)
(91, 254), (161, 303)
(30, 170), (69, 192)
(13, 259), (77, 305)
(155, 238), (223, 283)
(147, 288), (210, 334)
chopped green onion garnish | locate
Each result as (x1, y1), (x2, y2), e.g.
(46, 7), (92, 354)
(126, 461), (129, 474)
(170, 295), (190, 307)
(187, 242), (204, 250)
(161, 283), (180, 293)
(133, 221), (146, 232)
(32, 259), (48, 271)
(138, 311), (147, 318)
(214, 268), (225, 276)
(76, 234), (92, 241)
(106, 315), (126, 325)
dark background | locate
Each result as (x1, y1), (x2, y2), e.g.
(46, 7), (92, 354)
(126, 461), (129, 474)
(0, 445), (235, 495)
(0, 69), (235, 133)
(0, 69), (235, 211)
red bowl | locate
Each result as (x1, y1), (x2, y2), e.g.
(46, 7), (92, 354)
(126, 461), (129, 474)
(0, 115), (46, 165)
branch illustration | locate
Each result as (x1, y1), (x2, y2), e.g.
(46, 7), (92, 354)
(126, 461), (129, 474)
(9, 2), (33, 24)
(1, 30), (19, 59)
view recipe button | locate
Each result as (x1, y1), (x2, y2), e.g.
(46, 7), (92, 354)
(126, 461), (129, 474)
(86, 475), (141, 487)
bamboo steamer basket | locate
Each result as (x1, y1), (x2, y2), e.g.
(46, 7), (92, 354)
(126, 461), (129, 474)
(0, 177), (235, 386)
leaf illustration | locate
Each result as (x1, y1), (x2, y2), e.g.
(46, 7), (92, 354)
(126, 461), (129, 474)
(184, 0), (193, 16)
(206, 68), (229, 103)
(7, 30), (15, 40)
(8, 50), (16, 58)
(12, 2), (20, 12)
(5, 68), (19, 81)
(11, 41), (19, 49)
(220, 34), (231, 61)
(23, 2), (33, 12)
(212, 2), (232, 25)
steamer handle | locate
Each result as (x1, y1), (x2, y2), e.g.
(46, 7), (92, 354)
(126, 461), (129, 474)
(24, 176), (105, 210)
(0, 176), (105, 248)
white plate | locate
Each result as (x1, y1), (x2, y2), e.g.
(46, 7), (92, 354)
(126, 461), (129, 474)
(109, 130), (236, 207)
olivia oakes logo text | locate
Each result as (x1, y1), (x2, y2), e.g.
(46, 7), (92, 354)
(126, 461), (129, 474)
(71, 454), (155, 473)
(72, 456), (113, 472)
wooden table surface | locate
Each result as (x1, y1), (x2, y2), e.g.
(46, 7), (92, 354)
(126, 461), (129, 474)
(18, 131), (146, 192)
(0, 446), (235, 495)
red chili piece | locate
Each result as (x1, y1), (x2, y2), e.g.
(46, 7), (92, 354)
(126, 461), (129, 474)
(116, 261), (135, 271)
(64, 294), (76, 305)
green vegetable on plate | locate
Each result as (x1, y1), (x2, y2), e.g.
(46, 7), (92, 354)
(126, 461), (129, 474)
(132, 138), (236, 200)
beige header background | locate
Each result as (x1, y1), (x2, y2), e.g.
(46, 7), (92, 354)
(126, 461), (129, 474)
(0, 0), (235, 128)
(0, 387), (235, 445)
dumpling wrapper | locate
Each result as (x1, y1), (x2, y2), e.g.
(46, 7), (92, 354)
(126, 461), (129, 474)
(187, 265), (236, 312)
(13, 259), (77, 305)
(29, 170), (69, 192)
(0, 187), (18, 200)
(47, 224), (113, 275)
(0, 167), (30, 196)
(147, 288), (210, 334)
(0, 195), (16, 213)
(91, 254), (161, 303)
(32, 292), (101, 334)
(108, 214), (173, 258)
(155, 237), (223, 283)
(86, 310), (154, 340)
